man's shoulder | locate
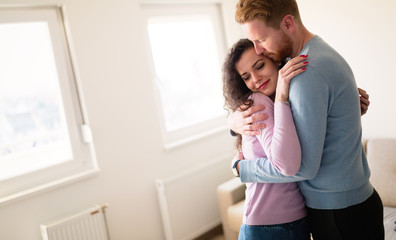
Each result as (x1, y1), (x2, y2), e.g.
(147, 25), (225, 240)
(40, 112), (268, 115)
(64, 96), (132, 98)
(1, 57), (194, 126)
(289, 67), (329, 109)
(291, 66), (327, 91)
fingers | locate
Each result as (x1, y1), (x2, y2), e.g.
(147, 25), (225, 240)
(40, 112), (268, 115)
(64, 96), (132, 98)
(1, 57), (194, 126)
(360, 95), (370, 116)
(358, 87), (367, 95)
(283, 55), (308, 70)
(243, 114), (268, 127)
(235, 104), (268, 135)
(360, 95), (370, 106)
(361, 103), (368, 116)
(240, 105), (267, 124)
(250, 114), (268, 123)
(286, 66), (307, 79)
(242, 123), (266, 135)
(358, 88), (370, 116)
(279, 55), (308, 81)
(358, 88), (369, 101)
(241, 105), (266, 117)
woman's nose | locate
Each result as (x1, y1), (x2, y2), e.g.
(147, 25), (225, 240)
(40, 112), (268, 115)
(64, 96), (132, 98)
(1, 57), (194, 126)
(252, 73), (261, 83)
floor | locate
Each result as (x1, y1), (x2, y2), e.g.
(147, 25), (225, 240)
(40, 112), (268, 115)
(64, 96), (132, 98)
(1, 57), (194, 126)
(209, 235), (224, 240)
(194, 225), (224, 240)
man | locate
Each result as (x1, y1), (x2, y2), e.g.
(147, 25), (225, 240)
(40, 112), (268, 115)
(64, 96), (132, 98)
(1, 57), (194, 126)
(230, 0), (384, 239)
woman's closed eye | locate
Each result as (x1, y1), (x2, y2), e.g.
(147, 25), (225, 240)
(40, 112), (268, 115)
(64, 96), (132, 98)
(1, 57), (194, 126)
(242, 74), (250, 81)
(256, 62), (265, 70)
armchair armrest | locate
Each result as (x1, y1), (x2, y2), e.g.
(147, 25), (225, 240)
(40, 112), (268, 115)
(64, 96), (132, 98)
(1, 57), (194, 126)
(217, 178), (246, 240)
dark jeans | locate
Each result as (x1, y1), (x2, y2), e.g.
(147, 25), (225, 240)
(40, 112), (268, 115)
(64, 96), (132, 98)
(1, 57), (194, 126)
(307, 189), (385, 240)
(238, 217), (311, 240)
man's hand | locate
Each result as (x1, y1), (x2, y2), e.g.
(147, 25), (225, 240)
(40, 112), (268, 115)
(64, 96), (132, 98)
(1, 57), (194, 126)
(228, 105), (268, 135)
(358, 88), (370, 116)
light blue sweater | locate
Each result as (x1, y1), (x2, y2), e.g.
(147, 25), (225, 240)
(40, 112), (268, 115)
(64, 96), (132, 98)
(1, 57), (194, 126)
(239, 35), (373, 209)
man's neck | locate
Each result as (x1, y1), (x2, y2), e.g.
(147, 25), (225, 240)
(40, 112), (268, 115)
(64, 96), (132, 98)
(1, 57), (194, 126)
(292, 25), (314, 57)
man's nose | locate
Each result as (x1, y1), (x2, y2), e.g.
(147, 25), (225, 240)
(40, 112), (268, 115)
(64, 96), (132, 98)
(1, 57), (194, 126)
(254, 43), (265, 55)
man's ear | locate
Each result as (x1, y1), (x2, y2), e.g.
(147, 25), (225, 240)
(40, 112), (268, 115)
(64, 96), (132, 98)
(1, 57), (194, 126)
(281, 15), (295, 32)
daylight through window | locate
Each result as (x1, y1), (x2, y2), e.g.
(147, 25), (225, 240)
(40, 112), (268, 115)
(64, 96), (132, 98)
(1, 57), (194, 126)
(144, 4), (227, 147)
(0, 6), (98, 204)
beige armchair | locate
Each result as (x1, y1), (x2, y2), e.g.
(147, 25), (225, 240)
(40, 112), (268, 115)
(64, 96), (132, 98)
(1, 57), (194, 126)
(217, 138), (396, 240)
(366, 139), (396, 239)
(217, 177), (245, 240)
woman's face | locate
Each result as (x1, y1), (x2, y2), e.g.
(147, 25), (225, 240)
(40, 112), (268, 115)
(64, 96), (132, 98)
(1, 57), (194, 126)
(235, 47), (278, 98)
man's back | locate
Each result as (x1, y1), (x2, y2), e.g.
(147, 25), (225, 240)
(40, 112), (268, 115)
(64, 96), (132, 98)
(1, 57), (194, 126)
(290, 35), (373, 209)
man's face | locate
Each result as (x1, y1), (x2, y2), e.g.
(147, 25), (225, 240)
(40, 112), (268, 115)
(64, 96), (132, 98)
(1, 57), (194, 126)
(242, 19), (293, 64)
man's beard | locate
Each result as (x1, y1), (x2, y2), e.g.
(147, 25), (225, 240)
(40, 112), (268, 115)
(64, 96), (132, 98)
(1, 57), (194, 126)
(266, 31), (293, 65)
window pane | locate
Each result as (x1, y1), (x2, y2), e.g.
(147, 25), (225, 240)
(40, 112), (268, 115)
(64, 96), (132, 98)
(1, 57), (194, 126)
(147, 15), (224, 132)
(0, 22), (73, 180)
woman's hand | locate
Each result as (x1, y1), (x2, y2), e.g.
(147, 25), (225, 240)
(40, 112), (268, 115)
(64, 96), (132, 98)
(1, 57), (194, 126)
(358, 88), (370, 116)
(275, 55), (308, 103)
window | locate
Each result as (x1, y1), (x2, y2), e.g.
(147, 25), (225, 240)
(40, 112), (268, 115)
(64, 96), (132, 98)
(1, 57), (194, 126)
(142, 3), (228, 149)
(0, 6), (98, 204)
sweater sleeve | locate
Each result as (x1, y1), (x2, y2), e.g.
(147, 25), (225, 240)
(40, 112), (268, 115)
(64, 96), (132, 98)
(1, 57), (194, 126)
(240, 69), (328, 183)
(250, 93), (301, 176)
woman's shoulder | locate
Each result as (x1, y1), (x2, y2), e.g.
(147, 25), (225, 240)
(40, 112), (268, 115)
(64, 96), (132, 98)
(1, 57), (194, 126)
(249, 92), (273, 106)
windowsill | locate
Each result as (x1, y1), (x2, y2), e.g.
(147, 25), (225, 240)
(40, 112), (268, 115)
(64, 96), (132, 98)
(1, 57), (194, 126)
(0, 167), (100, 207)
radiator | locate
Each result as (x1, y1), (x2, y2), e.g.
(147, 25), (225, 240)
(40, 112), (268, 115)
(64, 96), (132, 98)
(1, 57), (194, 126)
(40, 204), (110, 240)
(156, 154), (233, 240)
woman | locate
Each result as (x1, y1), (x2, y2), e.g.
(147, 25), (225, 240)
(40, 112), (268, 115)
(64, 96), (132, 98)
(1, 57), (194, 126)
(222, 38), (310, 240)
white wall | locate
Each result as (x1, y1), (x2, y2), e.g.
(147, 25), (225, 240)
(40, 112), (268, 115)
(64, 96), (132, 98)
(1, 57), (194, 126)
(0, 0), (239, 239)
(0, 0), (395, 240)
(298, 0), (396, 138)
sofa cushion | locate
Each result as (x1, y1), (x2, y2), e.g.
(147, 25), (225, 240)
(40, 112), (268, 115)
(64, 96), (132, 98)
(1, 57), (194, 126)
(384, 206), (396, 240)
(227, 200), (244, 232)
(366, 139), (396, 207)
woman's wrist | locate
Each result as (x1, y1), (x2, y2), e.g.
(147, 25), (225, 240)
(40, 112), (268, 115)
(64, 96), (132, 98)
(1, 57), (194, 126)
(275, 99), (290, 105)
(274, 88), (289, 103)
(275, 96), (290, 104)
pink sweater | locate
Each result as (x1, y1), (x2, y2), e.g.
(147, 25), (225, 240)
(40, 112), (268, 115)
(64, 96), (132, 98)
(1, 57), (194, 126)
(241, 92), (306, 225)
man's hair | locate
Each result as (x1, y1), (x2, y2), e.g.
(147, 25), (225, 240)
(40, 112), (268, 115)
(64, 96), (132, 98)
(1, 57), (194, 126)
(235, 0), (302, 29)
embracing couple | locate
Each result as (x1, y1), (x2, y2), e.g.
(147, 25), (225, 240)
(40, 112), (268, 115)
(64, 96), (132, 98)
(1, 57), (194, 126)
(222, 0), (384, 239)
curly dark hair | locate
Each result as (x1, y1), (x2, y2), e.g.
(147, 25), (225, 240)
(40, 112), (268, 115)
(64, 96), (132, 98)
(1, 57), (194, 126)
(223, 38), (255, 112)
(222, 39), (256, 150)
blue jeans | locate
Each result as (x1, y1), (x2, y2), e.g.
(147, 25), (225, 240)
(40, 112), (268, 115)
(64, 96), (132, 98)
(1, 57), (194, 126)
(238, 217), (310, 240)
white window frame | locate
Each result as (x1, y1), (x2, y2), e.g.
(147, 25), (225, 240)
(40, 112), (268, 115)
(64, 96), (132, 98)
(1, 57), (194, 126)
(141, 1), (229, 150)
(0, 5), (99, 205)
